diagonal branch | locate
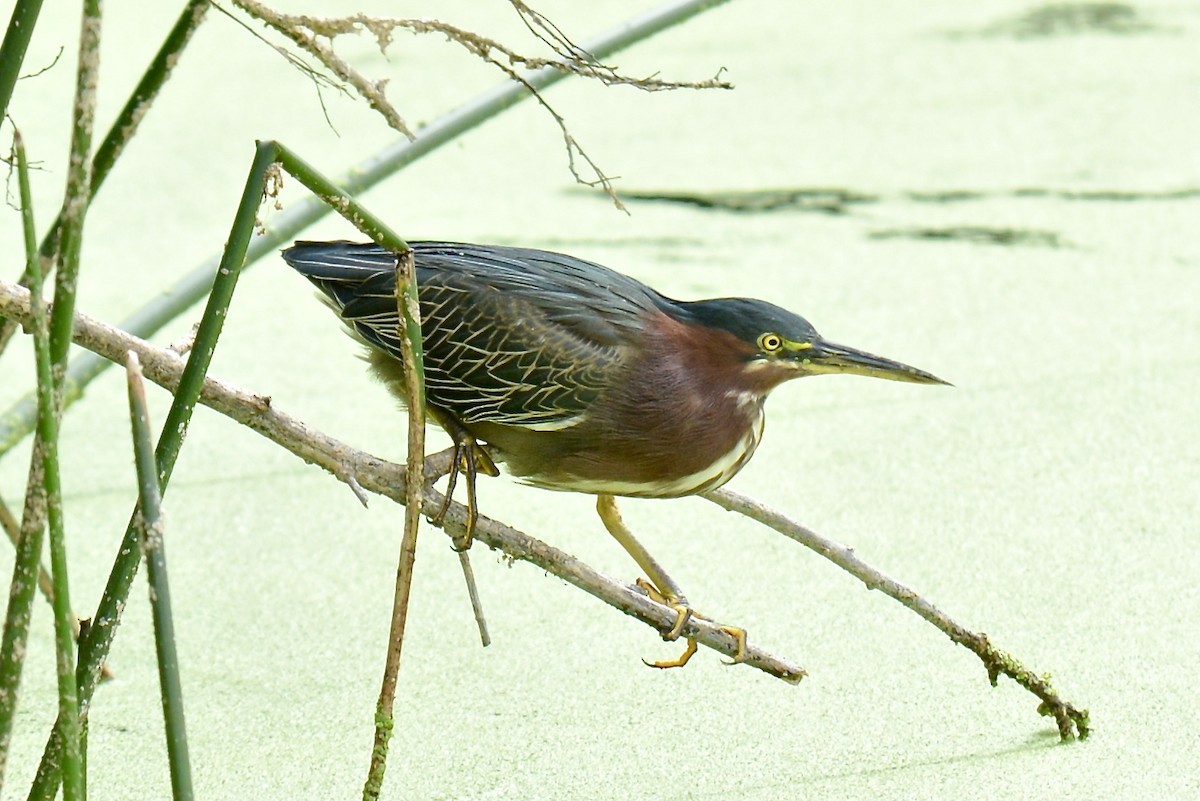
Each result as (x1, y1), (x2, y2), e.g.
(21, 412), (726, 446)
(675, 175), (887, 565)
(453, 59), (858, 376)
(227, 0), (732, 207)
(703, 488), (1090, 740)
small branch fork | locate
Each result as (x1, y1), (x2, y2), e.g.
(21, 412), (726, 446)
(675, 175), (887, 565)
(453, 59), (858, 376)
(228, 0), (731, 208)
(0, 276), (1089, 738)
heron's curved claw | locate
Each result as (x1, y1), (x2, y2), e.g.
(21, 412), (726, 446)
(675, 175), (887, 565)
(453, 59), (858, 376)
(719, 626), (748, 665)
(643, 638), (698, 670)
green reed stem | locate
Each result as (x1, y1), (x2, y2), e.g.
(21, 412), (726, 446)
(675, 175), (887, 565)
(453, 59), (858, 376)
(0, 0), (45, 122)
(0, 129), (41, 789)
(45, 0), (100, 373)
(126, 354), (193, 801)
(0, 130), (84, 798)
(27, 141), (278, 801)
(0, 0), (210, 358)
(29, 186), (84, 801)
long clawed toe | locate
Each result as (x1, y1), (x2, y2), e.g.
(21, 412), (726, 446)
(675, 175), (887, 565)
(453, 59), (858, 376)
(643, 621), (747, 670)
(632, 577), (746, 669)
(598, 495), (749, 670)
(644, 638), (698, 670)
(430, 433), (498, 551)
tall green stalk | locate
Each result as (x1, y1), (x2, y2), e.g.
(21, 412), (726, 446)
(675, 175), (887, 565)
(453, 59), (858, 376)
(0, 0), (45, 122)
(127, 354), (193, 801)
(46, 0), (100, 372)
(0, 0), (210, 358)
(23, 154), (85, 801)
(0, 131), (42, 788)
(0, 131), (84, 796)
(27, 141), (279, 801)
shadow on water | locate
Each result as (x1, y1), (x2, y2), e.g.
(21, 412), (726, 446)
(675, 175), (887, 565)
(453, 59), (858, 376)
(678, 730), (1072, 800)
(607, 185), (1200, 215)
(869, 226), (1064, 248)
(597, 185), (1199, 247)
(955, 3), (1168, 39)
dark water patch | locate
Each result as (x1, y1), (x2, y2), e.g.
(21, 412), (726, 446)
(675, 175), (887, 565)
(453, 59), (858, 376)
(870, 226), (1064, 247)
(1011, 187), (1200, 201)
(618, 188), (879, 214)
(906, 190), (990, 203)
(608, 185), (1198, 217)
(969, 3), (1164, 38)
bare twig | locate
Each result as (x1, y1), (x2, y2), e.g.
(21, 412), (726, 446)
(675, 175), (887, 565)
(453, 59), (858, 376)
(345, 475), (370, 508)
(457, 551), (490, 647)
(236, 4), (730, 93)
(227, 1), (731, 208)
(506, 0), (729, 91)
(230, 0), (414, 139)
(472, 52), (627, 211)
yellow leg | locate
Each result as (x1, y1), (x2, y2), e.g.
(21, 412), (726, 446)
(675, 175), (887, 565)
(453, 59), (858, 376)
(596, 494), (701, 668)
(596, 495), (689, 604)
(596, 495), (751, 668)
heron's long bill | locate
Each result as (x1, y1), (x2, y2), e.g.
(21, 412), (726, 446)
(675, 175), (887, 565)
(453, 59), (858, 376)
(804, 339), (949, 385)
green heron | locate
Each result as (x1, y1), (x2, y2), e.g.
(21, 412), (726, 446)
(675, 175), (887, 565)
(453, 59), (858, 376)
(284, 240), (946, 666)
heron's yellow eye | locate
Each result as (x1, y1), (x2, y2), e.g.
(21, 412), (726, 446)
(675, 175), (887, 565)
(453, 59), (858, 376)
(758, 333), (783, 352)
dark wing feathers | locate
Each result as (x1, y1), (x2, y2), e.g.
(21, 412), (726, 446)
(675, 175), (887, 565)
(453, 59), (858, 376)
(282, 240), (659, 427)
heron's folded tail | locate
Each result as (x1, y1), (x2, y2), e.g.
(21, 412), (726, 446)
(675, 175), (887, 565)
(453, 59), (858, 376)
(280, 240), (395, 283)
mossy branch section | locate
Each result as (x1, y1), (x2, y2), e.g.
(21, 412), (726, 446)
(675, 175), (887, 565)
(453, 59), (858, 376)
(362, 239), (425, 801)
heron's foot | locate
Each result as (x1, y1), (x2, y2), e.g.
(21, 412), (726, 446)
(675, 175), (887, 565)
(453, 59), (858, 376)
(634, 577), (692, 634)
(430, 434), (498, 551)
(633, 578), (747, 669)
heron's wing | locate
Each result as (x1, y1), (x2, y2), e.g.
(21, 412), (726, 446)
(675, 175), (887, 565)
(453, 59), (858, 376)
(282, 241), (660, 428)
